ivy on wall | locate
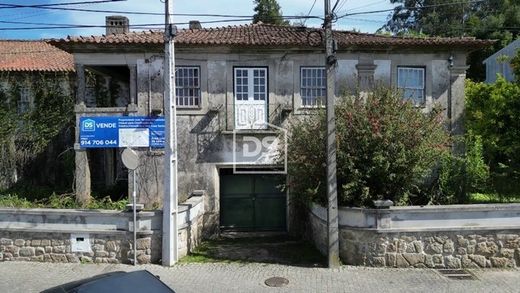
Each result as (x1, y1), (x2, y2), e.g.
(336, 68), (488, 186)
(0, 72), (74, 191)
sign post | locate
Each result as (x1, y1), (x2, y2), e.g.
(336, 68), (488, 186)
(121, 148), (139, 266)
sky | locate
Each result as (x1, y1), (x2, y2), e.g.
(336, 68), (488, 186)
(0, 0), (395, 40)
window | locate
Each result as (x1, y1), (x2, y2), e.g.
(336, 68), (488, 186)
(397, 67), (425, 105)
(17, 87), (30, 114)
(234, 68), (267, 101)
(301, 67), (326, 107)
(234, 67), (268, 129)
(176, 66), (200, 107)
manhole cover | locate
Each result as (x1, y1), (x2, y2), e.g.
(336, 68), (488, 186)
(265, 277), (289, 287)
(437, 269), (477, 280)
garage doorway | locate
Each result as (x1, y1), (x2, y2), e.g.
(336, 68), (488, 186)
(220, 170), (286, 231)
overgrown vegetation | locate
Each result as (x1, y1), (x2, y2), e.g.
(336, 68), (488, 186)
(0, 193), (128, 210)
(465, 76), (520, 198)
(0, 72), (74, 192)
(286, 85), (503, 207)
(286, 87), (452, 207)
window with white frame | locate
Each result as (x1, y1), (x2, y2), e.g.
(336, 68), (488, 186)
(17, 87), (30, 114)
(397, 67), (425, 105)
(234, 68), (267, 101)
(175, 66), (200, 107)
(301, 67), (326, 107)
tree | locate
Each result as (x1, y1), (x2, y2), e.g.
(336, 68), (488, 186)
(381, 0), (520, 80)
(253, 0), (289, 26)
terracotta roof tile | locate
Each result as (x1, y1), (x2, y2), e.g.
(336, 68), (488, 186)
(51, 23), (493, 50)
(0, 40), (74, 72)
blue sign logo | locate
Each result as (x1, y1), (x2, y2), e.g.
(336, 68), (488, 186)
(81, 119), (96, 132)
(79, 116), (165, 149)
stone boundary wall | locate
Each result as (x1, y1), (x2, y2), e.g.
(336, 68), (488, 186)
(309, 204), (520, 268)
(0, 195), (204, 264)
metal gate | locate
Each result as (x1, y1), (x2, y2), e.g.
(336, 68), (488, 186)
(220, 173), (286, 231)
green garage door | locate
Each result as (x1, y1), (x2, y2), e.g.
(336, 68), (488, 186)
(220, 173), (286, 231)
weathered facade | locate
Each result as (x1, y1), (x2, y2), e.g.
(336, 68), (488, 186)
(51, 20), (490, 236)
(0, 41), (74, 190)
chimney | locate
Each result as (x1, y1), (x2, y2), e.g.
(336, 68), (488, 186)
(106, 15), (129, 35)
(189, 20), (202, 30)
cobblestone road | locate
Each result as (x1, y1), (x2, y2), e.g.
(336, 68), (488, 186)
(0, 262), (519, 292)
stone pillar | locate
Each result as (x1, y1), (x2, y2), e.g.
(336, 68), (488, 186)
(75, 64), (86, 105)
(75, 146), (91, 204)
(129, 64), (137, 106)
(356, 63), (377, 94)
(449, 65), (469, 137)
(74, 64), (91, 204)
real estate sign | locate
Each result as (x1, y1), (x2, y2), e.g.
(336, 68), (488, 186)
(79, 116), (165, 148)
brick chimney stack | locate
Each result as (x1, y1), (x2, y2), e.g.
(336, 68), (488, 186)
(106, 16), (129, 35)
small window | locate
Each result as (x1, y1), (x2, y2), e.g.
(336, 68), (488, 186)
(176, 66), (201, 108)
(397, 67), (425, 105)
(17, 87), (30, 114)
(301, 67), (326, 107)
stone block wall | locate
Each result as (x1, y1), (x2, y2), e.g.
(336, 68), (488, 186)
(341, 229), (520, 269)
(308, 204), (520, 268)
(0, 231), (160, 265)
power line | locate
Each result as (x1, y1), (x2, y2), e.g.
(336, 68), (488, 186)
(0, 3), (324, 19)
(332, 0), (342, 12)
(303, 0), (319, 26)
(0, 13), (327, 31)
(336, 0), (349, 13)
(347, 0), (387, 13)
(0, 0), (125, 9)
(0, 18), (269, 31)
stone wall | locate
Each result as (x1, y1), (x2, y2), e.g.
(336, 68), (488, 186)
(0, 231), (159, 265)
(340, 229), (520, 269)
(0, 194), (204, 264)
(309, 203), (520, 268)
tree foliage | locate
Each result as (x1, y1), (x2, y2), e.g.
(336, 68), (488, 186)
(465, 76), (520, 169)
(286, 87), (450, 207)
(252, 0), (289, 25)
(382, 0), (520, 80)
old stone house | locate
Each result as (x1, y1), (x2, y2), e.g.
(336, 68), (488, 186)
(0, 40), (74, 190)
(50, 17), (490, 236)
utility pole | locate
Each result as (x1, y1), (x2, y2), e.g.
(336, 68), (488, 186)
(324, 0), (340, 268)
(162, 0), (178, 266)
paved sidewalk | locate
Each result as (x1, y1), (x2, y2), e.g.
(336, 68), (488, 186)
(0, 262), (519, 293)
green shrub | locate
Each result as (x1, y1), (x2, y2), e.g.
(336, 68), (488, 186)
(286, 86), (450, 207)
(465, 77), (520, 169)
(465, 134), (490, 192)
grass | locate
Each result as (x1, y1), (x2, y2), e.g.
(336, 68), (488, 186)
(179, 235), (325, 267)
(468, 193), (520, 204)
(0, 193), (128, 210)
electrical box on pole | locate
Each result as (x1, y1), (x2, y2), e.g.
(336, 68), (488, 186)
(162, 0), (179, 266)
(324, 0), (340, 268)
